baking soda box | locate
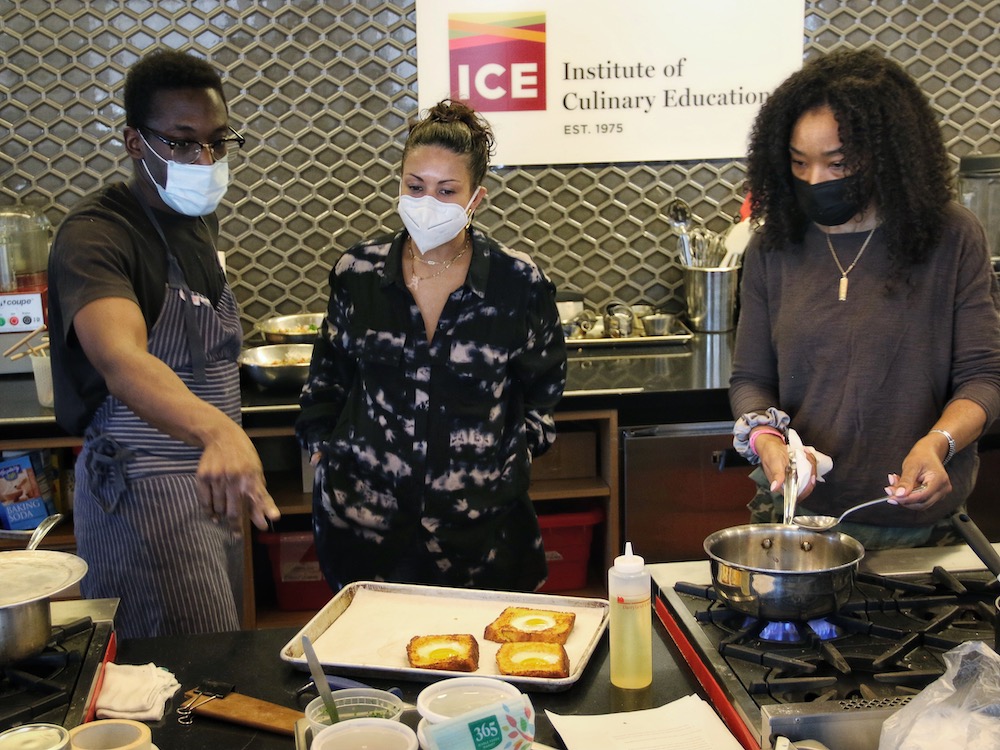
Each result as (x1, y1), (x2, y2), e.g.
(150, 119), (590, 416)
(0, 454), (53, 530)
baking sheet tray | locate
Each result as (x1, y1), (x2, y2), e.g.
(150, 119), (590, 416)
(567, 320), (693, 348)
(280, 581), (609, 692)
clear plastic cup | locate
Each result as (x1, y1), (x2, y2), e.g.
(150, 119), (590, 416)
(304, 688), (404, 737)
(416, 676), (522, 724)
(311, 718), (417, 750)
(30, 354), (53, 408)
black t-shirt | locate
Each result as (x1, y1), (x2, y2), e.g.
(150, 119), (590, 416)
(48, 181), (225, 434)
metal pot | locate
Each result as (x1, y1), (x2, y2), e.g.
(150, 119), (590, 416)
(0, 596), (51, 665)
(0, 549), (87, 666)
(703, 524), (865, 621)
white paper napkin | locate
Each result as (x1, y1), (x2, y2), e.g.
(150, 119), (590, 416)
(787, 428), (833, 497)
(96, 662), (180, 721)
(546, 694), (744, 750)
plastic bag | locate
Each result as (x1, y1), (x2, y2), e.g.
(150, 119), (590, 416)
(879, 640), (1000, 749)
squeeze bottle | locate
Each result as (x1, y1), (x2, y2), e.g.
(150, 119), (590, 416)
(608, 541), (652, 688)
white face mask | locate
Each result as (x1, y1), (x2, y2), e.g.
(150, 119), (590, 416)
(398, 190), (479, 254)
(139, 131), (230, 216)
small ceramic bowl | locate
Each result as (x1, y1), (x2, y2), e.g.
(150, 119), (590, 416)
(311, 718), (418, 750)
(416, 676), (522, 724)
(305, 688), (405, 737)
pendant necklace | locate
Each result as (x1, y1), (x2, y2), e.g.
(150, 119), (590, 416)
(406, 233), (469, 291)
(825, 225), (878, 301)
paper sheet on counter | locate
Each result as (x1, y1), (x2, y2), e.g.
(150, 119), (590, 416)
(309, 587), (606, 677)
(546, 694), (743, 750)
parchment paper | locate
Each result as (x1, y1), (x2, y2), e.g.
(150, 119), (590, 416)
(281, 582), (609, 690)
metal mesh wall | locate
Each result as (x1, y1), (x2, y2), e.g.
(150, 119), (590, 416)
(2, 0), (998, 326)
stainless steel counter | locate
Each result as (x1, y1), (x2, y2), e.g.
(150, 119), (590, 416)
(0, 331), (736, 439)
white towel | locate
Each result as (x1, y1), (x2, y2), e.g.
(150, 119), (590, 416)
(96, 662), (180, 721)
(787, 428), (833, 497)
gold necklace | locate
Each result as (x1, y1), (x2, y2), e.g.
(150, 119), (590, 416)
(825, 225), (878, 301)
(406, 233), (469, 291)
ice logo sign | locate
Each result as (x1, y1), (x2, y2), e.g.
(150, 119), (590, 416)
(449, 12), (546, 112)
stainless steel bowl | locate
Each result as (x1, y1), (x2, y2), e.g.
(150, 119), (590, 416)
(239, 344), (313, 390)
(254, 313), (323, 344)
(640, 313), (676, 337)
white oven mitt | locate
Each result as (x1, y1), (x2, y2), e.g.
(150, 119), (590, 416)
(96, 662), (180, 721)
(787, 428), (833, 497)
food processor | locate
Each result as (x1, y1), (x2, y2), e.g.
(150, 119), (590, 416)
(0, 206), (51, 375)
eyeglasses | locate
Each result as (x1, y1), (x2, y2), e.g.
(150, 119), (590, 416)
(141, 126), (245, 164)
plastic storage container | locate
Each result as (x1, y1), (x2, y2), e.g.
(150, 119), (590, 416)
(608, 541), (652, 689)
(537, 506), (604, 592)
(258, 531), (332, 611)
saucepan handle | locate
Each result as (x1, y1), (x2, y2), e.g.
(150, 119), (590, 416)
(951, 511), (1000, 584)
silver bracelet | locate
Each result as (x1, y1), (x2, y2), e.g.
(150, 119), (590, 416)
(930, 428), (956, 465)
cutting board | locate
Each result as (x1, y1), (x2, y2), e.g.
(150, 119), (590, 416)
(185, 689), (303, 736)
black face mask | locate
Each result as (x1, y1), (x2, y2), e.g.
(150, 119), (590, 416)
(793, 175), (864, 226)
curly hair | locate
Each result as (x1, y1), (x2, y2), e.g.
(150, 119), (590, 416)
(123, 49), (226, 129)
(402, 100), (496, 186)
(746, 47), (952, 271)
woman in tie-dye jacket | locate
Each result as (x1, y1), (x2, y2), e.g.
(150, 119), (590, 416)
(297, 100), (567, 592)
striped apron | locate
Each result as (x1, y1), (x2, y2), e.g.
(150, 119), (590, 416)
(74, 225), (244, 640)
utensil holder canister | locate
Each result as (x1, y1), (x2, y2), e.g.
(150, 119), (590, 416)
(682, 266), (739, 332)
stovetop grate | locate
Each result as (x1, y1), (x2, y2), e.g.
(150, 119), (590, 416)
(661, 567), (999, 749)
(0, 617), (113, 732)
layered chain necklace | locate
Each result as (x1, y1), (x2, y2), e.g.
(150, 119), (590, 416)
(825, 225), (878, 301)
(406, 232), (470, 291)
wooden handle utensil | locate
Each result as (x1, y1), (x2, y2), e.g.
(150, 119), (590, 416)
(182, 689), (303, 736)
(3, 324), (47, 358)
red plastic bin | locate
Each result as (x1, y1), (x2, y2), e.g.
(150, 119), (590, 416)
(537, 506), (605, 592)
(258, 531), (333, 611)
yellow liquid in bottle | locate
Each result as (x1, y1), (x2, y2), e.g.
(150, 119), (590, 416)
(609, 594), (652, 689)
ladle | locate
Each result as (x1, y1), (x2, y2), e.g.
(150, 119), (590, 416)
(792, 497), (893, 532)
(666, 198), (694, 266)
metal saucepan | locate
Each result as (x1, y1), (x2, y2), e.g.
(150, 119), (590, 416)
(0, 549), (88, 666)
(704, 524), (865, 621)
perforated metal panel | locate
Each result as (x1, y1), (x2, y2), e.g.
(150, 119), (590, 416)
(1, 0), (998, 325)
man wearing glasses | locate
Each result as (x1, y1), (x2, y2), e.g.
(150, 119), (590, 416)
(48, 49), (280, 639)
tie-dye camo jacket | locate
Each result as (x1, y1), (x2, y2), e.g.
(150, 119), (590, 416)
(296, 228), (567, 591)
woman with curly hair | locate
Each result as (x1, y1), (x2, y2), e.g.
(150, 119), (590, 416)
(729, 48), (1000, 549)
(297, 100), (567, 590)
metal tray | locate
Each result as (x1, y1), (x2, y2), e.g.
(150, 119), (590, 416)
(567, 319), (693, 348)
(279, 581), (609, 692)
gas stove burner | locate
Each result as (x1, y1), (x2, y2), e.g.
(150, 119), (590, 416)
(757, 620), (803, 643)
(747, 617), (842, 643)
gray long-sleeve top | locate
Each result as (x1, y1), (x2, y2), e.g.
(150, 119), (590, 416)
(729, 203), (1000, 526)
